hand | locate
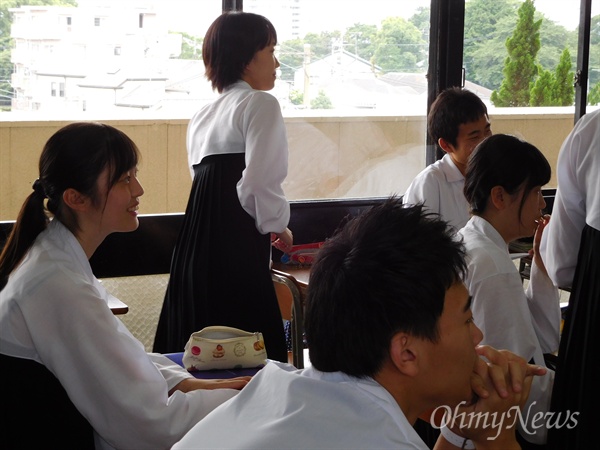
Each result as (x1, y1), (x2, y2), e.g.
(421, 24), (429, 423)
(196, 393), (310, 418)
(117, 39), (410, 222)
(471, 345), (546, 400)
(530, 214), (551, 277)
(448, 347), (544, 449)
(170, 376), (252, 395)
(271, 228), (293, 253)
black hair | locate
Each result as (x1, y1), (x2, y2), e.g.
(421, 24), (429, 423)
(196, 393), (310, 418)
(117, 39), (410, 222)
(0, 122), (139, 281)
(428, 87), (489, 146)
(464, 134), (551, 218)
(203, 12), (277, 93)
(305, 198), (467, 378)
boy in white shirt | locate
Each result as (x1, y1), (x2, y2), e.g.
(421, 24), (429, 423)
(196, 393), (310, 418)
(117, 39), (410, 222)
(403, 87), (491, 231)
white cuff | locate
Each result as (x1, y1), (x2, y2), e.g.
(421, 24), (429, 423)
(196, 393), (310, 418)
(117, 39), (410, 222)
(440, 426), (475, 449)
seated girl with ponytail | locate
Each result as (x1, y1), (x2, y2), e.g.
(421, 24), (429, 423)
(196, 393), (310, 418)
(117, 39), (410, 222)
(0, 122), (250, 450)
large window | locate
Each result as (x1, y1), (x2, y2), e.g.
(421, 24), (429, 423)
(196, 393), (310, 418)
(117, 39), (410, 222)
(0, 0), (598, 220)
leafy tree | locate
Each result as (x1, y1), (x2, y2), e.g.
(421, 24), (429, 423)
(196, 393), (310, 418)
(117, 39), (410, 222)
(278, 39), (305, 83)
(304, 31), (342, 59)
(536, 16), (577, 74)
(589, 15), (600, 89)
(588, 81), (600, 106)
(530, 66), (555, 106)
(408, 6), (430, 42)
(372, 17), (425, 73)
(310, 89), (332, 109)
(552, 48), (574, 106)
(175, 32), (202, 60)
(464, 0), (519, 89)
(491, 0), (542, 107)
(289, 89), (303, 106)
(344, 23), (377, 61)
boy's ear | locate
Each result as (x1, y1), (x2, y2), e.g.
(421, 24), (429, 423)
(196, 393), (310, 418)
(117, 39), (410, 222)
(438, 137), (454, 154)
(63, 188), (90, 211)
(389, 333), (419, 377)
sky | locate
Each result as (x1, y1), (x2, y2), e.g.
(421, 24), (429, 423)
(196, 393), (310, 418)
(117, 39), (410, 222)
(110, 0), (600, 36)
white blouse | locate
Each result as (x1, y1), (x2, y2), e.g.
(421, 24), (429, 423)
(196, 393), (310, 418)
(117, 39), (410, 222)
(403, 154), (471, 232)
(541, 109), (600, 289)
(0, 220), (238, 450)
(187, 80), (290, 235)
(458, 216), (561, 444)
(174, 361), (427, 449)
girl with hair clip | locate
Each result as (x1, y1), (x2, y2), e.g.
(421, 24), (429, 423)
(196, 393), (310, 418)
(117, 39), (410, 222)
(0, 122), (249, 450)
(153, 12), (292, 362)
(456, 134), (561, 449)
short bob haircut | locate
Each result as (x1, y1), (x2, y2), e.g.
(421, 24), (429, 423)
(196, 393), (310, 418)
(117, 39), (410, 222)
(203, 12), (277, 93)
(305, 198), (467, 378)
(464, 134), (551, 218)
(428, 87), (489, 147)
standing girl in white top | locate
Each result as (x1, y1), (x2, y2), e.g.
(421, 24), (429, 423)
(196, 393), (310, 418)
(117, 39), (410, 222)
(153, 12), (292, 362)
(0, 122), (249, 450)
(457, 134), (561, 448)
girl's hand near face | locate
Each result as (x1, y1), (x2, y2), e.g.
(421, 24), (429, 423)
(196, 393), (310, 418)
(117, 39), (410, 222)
(530, 214), (551, 277)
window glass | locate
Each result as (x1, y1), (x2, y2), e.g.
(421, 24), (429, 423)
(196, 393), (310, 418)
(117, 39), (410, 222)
(464, 0), (598, 189)
(246, 0), (431, 200)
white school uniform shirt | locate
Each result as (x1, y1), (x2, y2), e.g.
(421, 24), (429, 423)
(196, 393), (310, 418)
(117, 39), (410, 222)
(0, 220), (238, 450)
(173, 361), (427, 450)
(403, 153), (471, 231)
(187, 80), (290, 235)
(458, 216), (561, 444)
(541, 109), (600, 289)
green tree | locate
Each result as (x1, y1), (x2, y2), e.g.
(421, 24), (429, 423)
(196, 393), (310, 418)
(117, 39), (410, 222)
(310, 90), (332, 109)
(344, 23), (377, 61)
(589, 15), (600, 89)
(372, 16), (425, 73)
(552, 48), (574, 106)
(289, 89), (303, 106)
(530, 66), (555, 106)
(491, 0), (542, 106)
(464, 0), (519, 89)
(304, 31), (342, 59)
(536, 16), (577, 75)
(408, 6), (430, 42)
(175, 32), (202, 60)
(588, 81), (600, 106)
(278, 39), (305, 83)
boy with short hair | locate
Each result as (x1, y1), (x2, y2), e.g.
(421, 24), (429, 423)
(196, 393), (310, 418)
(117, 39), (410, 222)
(403, 87), (491, 231)
(173, 198), (545, 450)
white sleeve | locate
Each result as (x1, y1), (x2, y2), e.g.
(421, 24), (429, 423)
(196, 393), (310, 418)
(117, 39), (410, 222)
(148, 352), (194, 391)
(525, 263), (561, 354)
(237, 92), (290, 234)
(541, 112), (600, 288)
(24, 272), (237, 450)
(470, 272), (540, 363)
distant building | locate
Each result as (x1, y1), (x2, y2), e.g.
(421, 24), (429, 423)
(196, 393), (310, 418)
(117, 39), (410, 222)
(9, 1), (183, 113)
(244, 0), (303, 42)
(293, 46), (492, 111)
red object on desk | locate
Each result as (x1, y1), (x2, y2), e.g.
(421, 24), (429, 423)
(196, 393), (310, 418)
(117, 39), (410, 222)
(164, 352), (261, 379)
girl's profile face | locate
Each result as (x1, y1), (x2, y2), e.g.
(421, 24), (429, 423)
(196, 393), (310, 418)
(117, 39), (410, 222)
(242, 39), (279, 91)
(512, 185), (546, 238)
(95, 166), (144, 237)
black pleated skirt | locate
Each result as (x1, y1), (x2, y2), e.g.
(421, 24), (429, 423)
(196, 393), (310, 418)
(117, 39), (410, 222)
(153, 153), (288, 362)
(548, 224), (600, 449)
